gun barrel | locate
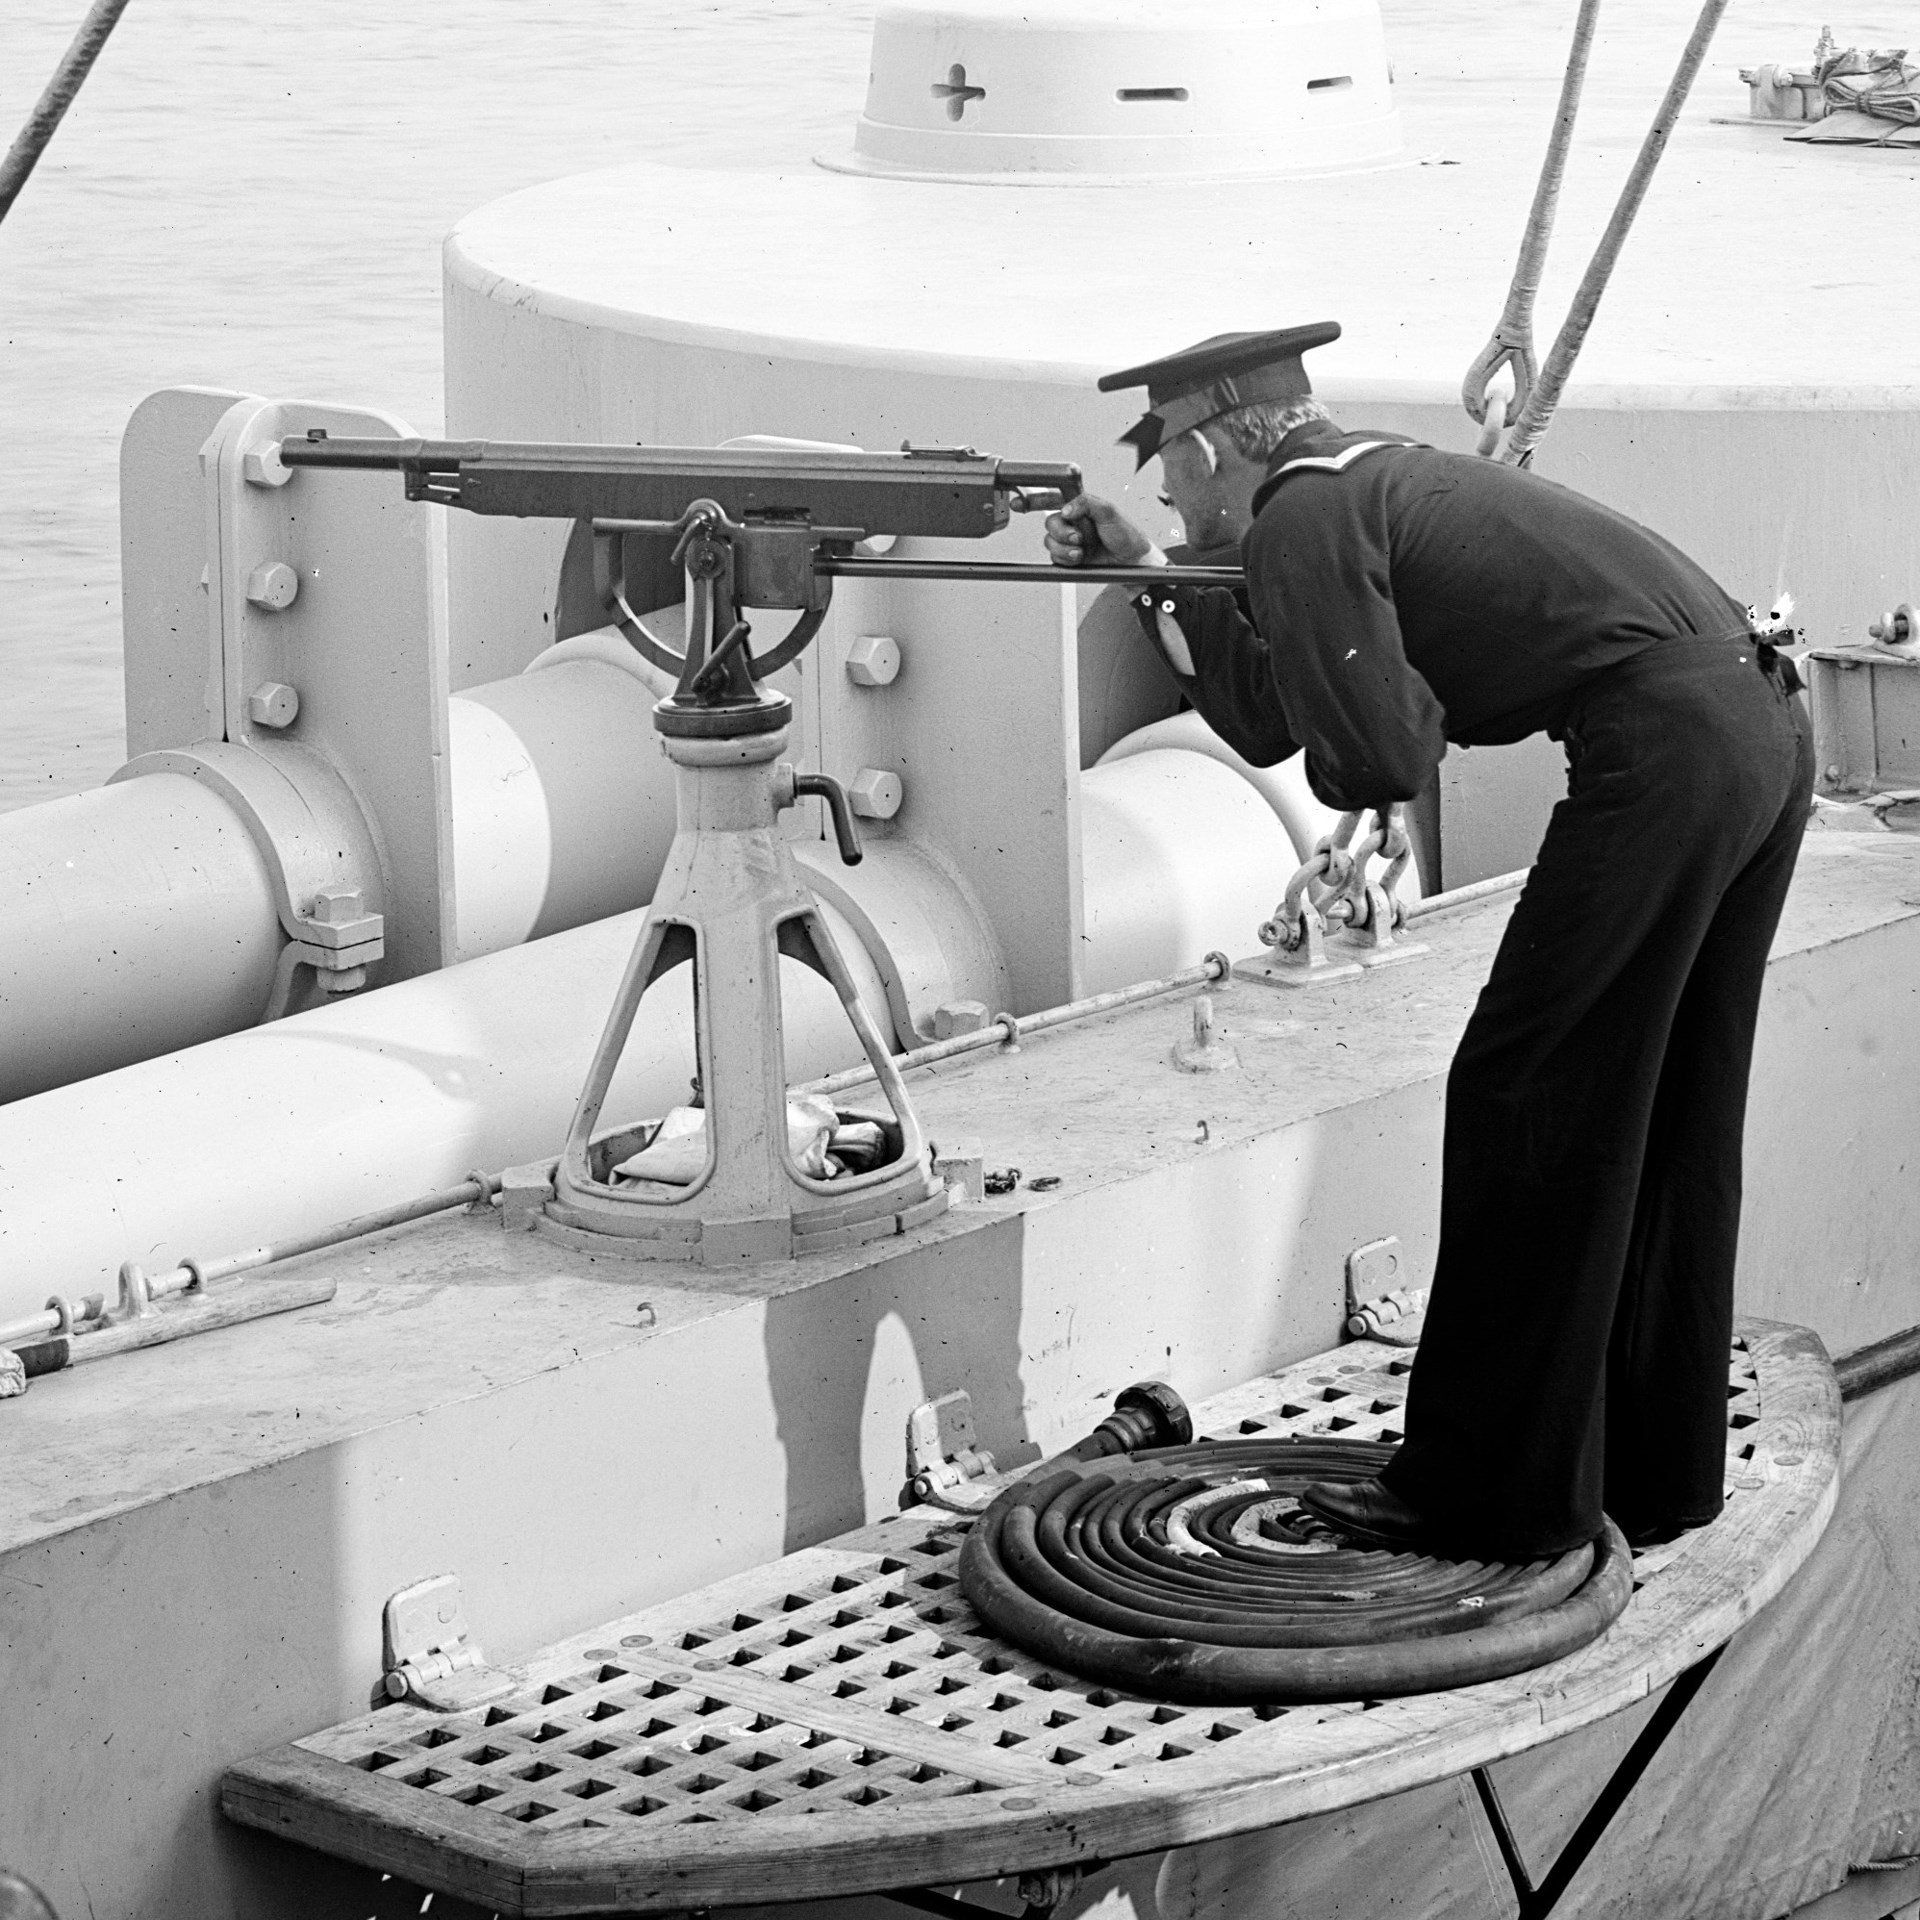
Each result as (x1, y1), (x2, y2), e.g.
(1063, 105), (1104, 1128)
(275, 433), (1081, 542)
(277, 435), (464, 473)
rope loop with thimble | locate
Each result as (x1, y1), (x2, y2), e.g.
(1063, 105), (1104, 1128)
(1463, 0), (1735, 465)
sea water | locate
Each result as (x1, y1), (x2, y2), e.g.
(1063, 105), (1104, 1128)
(0, 0), (872, 810)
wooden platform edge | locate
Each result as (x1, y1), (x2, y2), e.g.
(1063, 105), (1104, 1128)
(221, 1745), (529, 1912)
(220, 1321), (1845, 1915)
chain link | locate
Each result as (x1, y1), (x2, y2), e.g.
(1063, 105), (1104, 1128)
(1262, 805), (1414, 954)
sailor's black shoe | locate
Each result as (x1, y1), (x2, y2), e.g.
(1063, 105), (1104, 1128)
(1620, 1512), (1714, 1550)
(1297, 1476), (1435, 1550)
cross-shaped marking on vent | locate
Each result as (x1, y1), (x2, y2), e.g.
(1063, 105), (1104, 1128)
(931, 64), (986, 121)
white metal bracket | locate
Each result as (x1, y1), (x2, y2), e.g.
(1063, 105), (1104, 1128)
(1239, 808), (1428, 988)
(1234, 903), (1364, 988)
(117, 389), (455, 993)
(905, 1390), (998, 1509)
(1345, 1236), (1428, 1347)
(1339, 882), (1429, 970)
(382, 1575), (520, 1712)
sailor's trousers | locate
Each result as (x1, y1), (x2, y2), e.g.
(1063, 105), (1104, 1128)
(1381, 634), (1816, 1559)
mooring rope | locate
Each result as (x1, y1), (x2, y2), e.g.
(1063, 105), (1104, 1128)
(1467, 0), (1735, 464)
(1461, 0), (1604, 454)
(0, 0), (136, 228)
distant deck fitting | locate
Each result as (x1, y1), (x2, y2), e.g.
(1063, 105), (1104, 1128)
(223, 1321), (1837, 1916)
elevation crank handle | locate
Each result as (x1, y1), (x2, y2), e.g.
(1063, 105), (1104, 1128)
(792, 772), (863, 866)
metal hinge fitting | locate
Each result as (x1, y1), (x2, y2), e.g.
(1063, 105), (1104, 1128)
(382, 1574), (519, 1711)
(905, 1390), (998, 1510)
(1345, 1236), (1429, 1347)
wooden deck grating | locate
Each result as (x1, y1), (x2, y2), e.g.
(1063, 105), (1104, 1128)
(277, 1337), (1772, 1840)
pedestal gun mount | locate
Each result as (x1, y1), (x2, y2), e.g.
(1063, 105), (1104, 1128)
(539, 681), (945, 1264)
(535, 493), (953, 1262)
(274, 434), (1236, 1264)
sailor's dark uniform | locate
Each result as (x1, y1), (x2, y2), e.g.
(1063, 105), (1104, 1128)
(1139, 421), (1815, 1559)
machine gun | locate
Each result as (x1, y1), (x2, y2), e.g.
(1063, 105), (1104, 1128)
(273, 427), (1246, 1262)
(278, 432), (1242, 705)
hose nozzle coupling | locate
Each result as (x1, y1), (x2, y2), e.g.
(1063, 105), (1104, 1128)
(1076, 1380), (1193, 1460)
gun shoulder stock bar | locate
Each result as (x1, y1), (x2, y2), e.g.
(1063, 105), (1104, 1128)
(276, 432), (1082, 541)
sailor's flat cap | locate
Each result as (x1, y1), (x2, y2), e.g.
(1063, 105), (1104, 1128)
(1100, 322), (1342, 466)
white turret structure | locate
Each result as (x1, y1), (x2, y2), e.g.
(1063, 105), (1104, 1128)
(824, 0), (1401, 182)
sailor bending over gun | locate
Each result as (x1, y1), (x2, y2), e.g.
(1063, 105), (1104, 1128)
(1046, 323), (1814, 1563)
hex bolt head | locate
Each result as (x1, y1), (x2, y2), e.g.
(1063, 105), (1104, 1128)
(246, 561), (300, 611)
(246, 681), (301, 729)
(310, 887), (365, 926)
(849, 768), (903, 819)
(845, 634), (901, 687)
(242, 441), (292, 488)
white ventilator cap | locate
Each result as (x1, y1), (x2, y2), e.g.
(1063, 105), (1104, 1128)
(820, 0), (1404, 185)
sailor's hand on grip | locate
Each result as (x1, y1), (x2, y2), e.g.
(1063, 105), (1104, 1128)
(1045, 494), (1155, 569)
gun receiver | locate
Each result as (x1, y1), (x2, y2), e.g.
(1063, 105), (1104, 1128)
(277, 433), (1082, 540)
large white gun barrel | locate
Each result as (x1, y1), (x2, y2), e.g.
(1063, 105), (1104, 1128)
(0, 772), (284, 1097)
(446, 632), (676, 962)
(0, 637), (677, 1104)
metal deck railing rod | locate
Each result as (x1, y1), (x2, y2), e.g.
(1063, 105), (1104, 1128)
(4, 1174), (498, 1352)
(798, 955), (1234, 1101)
(135, 1172), (499, 1296)
(0, 1303), (86, 1350)
(805, 866), (1539, 1103)
(1405, 867), (1530, 920)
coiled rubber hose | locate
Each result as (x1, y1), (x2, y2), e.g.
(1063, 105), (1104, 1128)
(958, 1433), (1633, 1705)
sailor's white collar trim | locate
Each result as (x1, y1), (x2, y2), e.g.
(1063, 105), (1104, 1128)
(1271, 440), (1396, 479)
